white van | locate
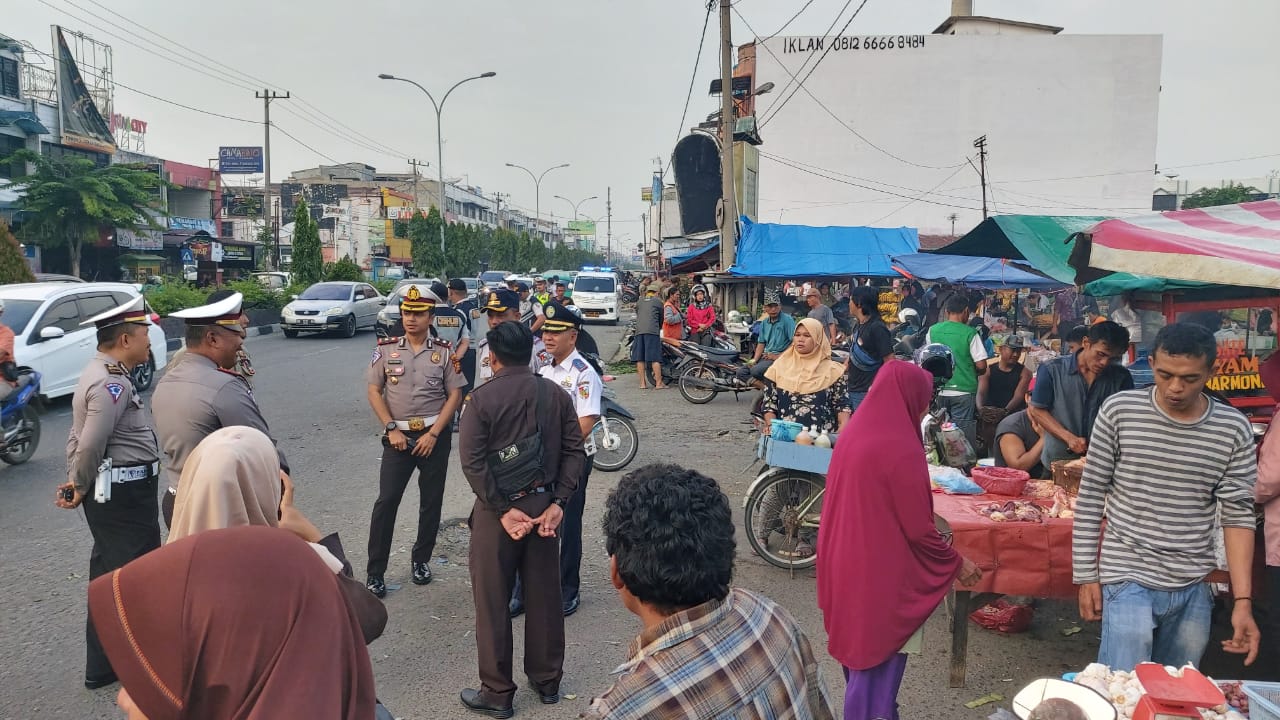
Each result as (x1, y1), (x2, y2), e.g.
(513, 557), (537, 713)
(570, 269), (619, 324)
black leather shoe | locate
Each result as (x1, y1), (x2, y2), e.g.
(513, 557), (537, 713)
(508, 598), (524, 618)
(412, 562), (432, 585)
(538, 690), (560, 705)
(366, 576), (386, 598)
(562, 595), (580, 617)
(460, 688), (513, 718)
(84, 672), (117, 690)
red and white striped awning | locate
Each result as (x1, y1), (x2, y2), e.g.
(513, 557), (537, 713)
(1083, 199), (1280, 289)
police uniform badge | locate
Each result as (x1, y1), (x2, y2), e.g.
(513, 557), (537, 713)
(577, 380), (591, 400)
(370, 348), (383, 366)
(105, 382), (125, 404)
(431, 351), (442, 364)
(545, 304), (556, 319)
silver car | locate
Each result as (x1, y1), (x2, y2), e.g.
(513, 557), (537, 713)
(281, 281), (385, 338)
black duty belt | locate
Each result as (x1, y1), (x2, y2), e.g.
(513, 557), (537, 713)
(507, 484), (554, 503)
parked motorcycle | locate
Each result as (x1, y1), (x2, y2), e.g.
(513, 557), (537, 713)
(614, 322), (697, 387)
(1, 368), (42, 466)
(677, 344), (754, 404)
(581, 353), (639, 472)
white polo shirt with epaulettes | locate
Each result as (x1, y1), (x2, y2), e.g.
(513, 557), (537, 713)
(538, 349), (602, 455)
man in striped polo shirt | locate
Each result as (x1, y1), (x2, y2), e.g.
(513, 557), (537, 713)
(1073, 323), (1260, 670)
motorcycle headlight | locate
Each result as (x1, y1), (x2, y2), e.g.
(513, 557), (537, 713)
(326, 307), (345, 315)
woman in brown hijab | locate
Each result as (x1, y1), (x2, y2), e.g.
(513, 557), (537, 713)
(89, 525), (377, 719)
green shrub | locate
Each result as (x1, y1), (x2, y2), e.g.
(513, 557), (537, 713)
(225, 278), (286, 312)
(372, 279), (395, 295)
(324, 256), (364, 282)
(143, 282), (209, 315)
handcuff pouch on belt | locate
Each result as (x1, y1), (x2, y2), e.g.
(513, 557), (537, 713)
(94, 458), (112, 504)
(486, 378), (547, 498)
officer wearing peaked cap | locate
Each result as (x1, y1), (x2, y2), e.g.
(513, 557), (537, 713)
(365, 284), (466, 597)
(55, 296), (162, 690)
(474, 289), (548, 388)
(152, 292), (288, 527)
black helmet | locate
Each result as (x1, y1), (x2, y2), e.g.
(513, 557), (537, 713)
(914, 343), (955, 381)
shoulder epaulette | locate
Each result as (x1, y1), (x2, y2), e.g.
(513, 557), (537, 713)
(105, 362), (127, 376)
(433, 338), (453, 350)
(377, 336), (401, 346)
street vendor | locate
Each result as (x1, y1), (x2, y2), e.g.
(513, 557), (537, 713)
(761, 318), (851, 434)
(1072, 323), (1260, 671)
(1028, 322), (1132, 468)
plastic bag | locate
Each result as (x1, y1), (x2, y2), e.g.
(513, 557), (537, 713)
(940, 425), (977, 467)
(930, 465), (984, 495)
(969, 599), (1034, 634)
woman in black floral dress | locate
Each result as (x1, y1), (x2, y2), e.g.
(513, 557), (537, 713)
(762, 317), (852, 434)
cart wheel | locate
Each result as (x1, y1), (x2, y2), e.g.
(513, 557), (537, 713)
(743, 469), (825, 570)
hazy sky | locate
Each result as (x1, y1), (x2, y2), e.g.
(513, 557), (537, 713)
(9, 0), (1278, 239)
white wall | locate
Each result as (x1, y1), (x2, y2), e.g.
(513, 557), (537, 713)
(753, 33), (1162, 235)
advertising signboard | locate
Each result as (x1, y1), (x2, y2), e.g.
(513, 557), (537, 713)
(218, 146), (265, 174)
(567, 220), (596, 235)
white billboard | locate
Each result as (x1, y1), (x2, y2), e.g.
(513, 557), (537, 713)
(753, 33), (1162, 235)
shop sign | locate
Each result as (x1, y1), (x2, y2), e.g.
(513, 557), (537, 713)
(221, 244), (253, 262)
(169, 216), (217, 235)
(1208, 338), (1264, 392)
(386, 206), (416, 220)
(218, 146), (264, 174)
(323, 204), (348, 219)
(115, 227), (163, 250)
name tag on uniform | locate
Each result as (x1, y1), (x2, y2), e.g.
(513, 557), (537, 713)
(437, 317), (461, 327)
(385, 366), (405, 376)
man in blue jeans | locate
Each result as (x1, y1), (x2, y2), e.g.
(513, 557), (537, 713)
(925, 295), (988, 447)
(1072, 323), (1260, 670)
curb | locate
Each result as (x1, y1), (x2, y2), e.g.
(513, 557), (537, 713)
(164, 323), (279, 352)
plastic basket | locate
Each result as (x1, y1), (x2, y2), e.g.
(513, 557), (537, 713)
(1244, 681), (1280, 720)
(971, 466), (1030, 496)
(769, 419), (804, 442)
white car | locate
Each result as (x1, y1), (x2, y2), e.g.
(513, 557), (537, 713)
(280, 281), (386, 338)
(570, 270), (620, 324)
(0, 282), (170, 399)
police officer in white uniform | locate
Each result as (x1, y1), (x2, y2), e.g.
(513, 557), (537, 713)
(510, 300), (601, 617)
(474, 290), (547, 387)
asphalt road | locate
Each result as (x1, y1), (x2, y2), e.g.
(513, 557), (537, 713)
(0, 320), (1112, 719)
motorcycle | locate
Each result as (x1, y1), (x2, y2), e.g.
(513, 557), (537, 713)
(677, 344), (754, 405)
(581, 353), (639, 472)
(614, 322), (698, 387)
(1, 367), (42, 466)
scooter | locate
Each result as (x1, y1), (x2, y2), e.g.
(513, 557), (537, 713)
(0, 367), (42, 466)
(677, 344), (754, 405)
(581, 353), (639, 472)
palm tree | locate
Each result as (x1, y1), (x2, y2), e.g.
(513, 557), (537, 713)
(0, 149), (166, 277)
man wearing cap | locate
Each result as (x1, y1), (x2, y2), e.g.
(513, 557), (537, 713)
(428, 281), (470, 375)
(633, 282), (666, 389)
(746, 289), (796, 388)
(365, 284), (466, 597)
(449, 278), (482, 395)
(530, 278), (551, 335)
(475, 289), (549, 387)
(510, 300), (602, 618)
(55, 296), (162, 689)
(978, 335), (1033, 456)
(153, 292), (286, 527)
(805, 286), (837, 344)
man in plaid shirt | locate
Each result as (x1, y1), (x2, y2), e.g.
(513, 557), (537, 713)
(583, 464), (834, 719)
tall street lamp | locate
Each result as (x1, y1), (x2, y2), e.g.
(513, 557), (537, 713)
(505, 162), (569, 267)
(378, 70), (496, 253)
(553, 194), (597, 221)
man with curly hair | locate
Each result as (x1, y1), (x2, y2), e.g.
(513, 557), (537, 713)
(584, 464), (834, 719)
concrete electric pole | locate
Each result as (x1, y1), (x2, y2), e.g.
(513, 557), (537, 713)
(718, 0), (738, 271)
(256, 89), (289, 270)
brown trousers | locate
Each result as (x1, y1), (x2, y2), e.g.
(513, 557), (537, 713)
(469, 499), (564, 705)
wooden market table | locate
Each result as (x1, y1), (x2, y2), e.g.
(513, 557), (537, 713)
(932, 492), (1077, 688)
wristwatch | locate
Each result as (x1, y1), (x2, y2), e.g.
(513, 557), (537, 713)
(385, 421), (397, 433)
(551, 496), (567, 508)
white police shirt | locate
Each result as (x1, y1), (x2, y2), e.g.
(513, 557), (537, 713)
(539, 349), (602, 455)
(476, 335), (547, 385)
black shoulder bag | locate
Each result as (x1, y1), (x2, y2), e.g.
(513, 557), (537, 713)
(485, 377), (548, 497)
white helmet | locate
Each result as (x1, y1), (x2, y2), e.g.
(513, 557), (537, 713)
(898, 307), (919, 325)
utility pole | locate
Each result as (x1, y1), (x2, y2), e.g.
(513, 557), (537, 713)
(407, 158), (428, 209)
(947, 212), (959, 238)
(718, 0), (738, 271)
(606, 186), (612, 265)
(973, 134), (988, 220)
(655, 163), (665, 272)
(256, 89), (290, 270)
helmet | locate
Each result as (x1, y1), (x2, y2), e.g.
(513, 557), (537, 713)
(914, 343), (955, 381)
(897, 307), (919, 325)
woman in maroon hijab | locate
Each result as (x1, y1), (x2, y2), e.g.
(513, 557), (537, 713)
(817, 361), (983, 719)
(88, 525), (377, 720)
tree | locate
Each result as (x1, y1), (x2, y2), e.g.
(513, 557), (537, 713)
(324, 255), (364, 282)
(256, 224), (275, 271)
(0, 149), (165, 277)
(290, 201), (323, 286)
(1180, 183), (1260, 210)
(409, 207), (443, 276)
(0, 220), (35, 284)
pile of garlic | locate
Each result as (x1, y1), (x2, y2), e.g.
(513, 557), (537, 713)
(1072, 663), (1247, 720)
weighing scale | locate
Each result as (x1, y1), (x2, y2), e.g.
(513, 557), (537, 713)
(1132, 663), (1226, 720)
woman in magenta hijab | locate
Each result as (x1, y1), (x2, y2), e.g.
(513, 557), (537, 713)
(817, 361), (983, 719)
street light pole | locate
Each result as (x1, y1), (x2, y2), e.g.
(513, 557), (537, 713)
(378, 71), (496, 254)
(553, 194), (598, 221)
(506, 162), (569, 268)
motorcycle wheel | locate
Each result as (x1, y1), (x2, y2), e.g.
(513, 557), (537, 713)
(591, 412), (638, 472)
(744, 469), (825, 570)
(1, 405), (41, 465)
(678, 363), (718, 404)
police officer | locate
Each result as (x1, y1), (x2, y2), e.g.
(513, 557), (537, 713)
(55, 297), (162, 689)
(510, 301), (601, 617)
(152, 292), (287, 527)
(429, 280), (470, 362)
(530, 277), (550, 335)
(475, 289), (548, 387)
(365, 285), (466, 597)
(458, 321), (584, 717)
(450, 279), (482, 396)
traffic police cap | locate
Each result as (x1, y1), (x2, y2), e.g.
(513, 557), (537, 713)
(481, 289), (521, 314)
(447, 278), (467, 292)
(170, 292), (244, 327)
(541, 300), (581, 332)
(516, 281), (530, 293)
(398, 285), (436, 313)
(80, 295), (151, 329)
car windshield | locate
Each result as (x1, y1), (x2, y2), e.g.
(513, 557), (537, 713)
(463, 278), (479, 290)
(298, 284), (351, 301)
(574, 277), (615, 293)
(0, 299), (44, 335)
(480, 271), (508, 283)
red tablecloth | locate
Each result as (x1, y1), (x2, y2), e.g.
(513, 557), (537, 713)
(933, 492), (1077, 599)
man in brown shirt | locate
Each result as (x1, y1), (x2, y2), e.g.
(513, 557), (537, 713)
(364, 285), (465, 597)
(458, 321), (585, 718)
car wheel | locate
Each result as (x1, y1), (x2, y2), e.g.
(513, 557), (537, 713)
(131, 353), (156, 391)
(283, 328), (299, 339)
(341, 314), (357, 338)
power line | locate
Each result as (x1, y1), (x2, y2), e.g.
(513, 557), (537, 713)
(760, 0), (870, 128)
(869, 162), (970, 225)
(763, 152), (985, 211)
(758, 0), (817, 41)
(271, 122), (339, 164)
(673, 2), (715, 152)
(756, 0), (854, 126)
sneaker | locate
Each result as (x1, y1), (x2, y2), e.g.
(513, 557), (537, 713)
(412, 561), (433, 585)
(366, 576), (386, 598)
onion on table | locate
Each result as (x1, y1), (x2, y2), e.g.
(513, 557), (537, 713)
(1072, 663), (1248, 720)
(979, 500), (1044, 523)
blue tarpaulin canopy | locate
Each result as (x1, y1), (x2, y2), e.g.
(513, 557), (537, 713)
(891, 253), (1066, 290)
(727, 217), (918, 277)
